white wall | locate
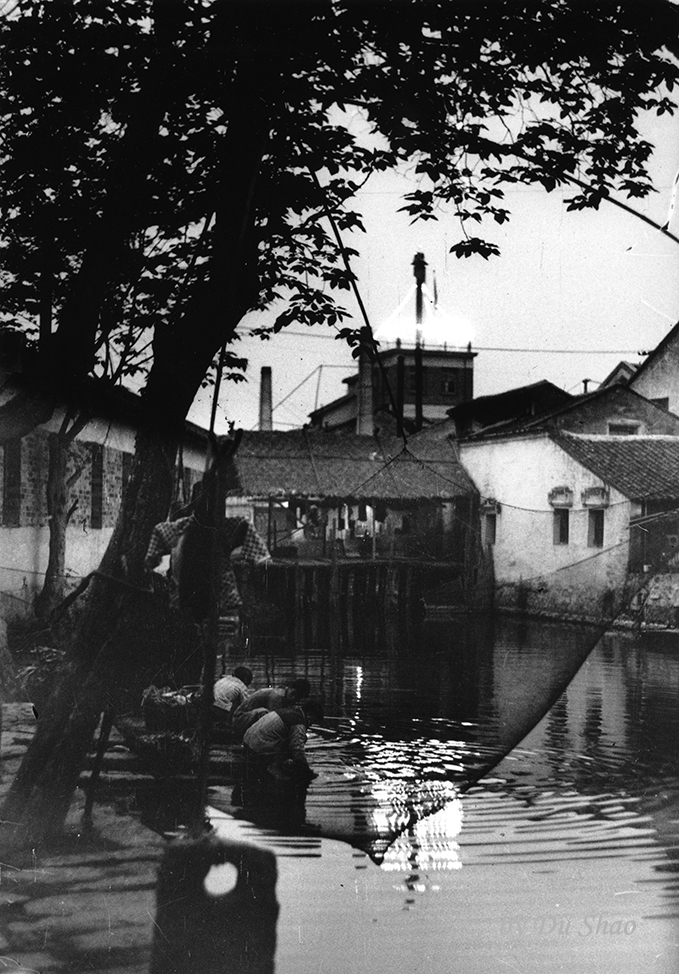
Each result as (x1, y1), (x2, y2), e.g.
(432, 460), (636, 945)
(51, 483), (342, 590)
(0, 410), (207, 608)
(0, 524), (115, 597)
(629, 339), (679, 416)
(460, 433), (630, 619)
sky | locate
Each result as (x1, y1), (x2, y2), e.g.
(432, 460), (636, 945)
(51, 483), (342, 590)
(191, 104), (679, 434)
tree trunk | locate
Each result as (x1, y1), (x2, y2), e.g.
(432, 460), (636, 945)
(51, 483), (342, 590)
(0, 423), (184, 845)
(0, 0), (284, 850)
(34, 432), (72, 619)
(0, 176), (266, 848)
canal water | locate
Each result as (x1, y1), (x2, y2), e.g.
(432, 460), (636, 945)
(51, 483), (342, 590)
(207, 614), (679, 974)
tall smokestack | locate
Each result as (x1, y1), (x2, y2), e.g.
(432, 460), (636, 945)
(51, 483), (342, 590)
(259, 366), (273, 431)
(412, 252), (427, 345)
(356, 346), (374, 435)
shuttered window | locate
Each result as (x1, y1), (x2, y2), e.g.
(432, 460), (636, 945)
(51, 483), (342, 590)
(588, 509), (604, 548)
(2, 440), (21, 527)
(553, 509), (569, 545)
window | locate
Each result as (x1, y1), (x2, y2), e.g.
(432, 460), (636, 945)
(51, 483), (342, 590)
(608, 422), (639, 436)
(90, 444), (104, 529)
(588, 509), (604, 548)
(553, 509), (569, 545)
(440, 370), (457, 396)
(2, 439), (21, 527)
(484, 513), (497, 545)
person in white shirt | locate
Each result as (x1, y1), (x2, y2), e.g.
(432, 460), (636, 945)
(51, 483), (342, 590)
(212, 666), (253, 725)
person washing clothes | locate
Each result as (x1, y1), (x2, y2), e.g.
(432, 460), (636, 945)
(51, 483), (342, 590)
(231, 678), (310, 740)
(243, 697), (324, 780)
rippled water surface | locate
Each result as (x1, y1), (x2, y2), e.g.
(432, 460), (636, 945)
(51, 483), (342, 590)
(209, 615), (679, 973)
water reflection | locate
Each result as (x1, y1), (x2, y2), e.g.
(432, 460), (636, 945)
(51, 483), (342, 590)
(199, 614), (679, 973)
(207, 615), (679, 881)
(380, 799), (464, 873)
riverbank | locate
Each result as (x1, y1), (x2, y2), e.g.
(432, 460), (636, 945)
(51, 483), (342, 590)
(0, 704), (164, 974)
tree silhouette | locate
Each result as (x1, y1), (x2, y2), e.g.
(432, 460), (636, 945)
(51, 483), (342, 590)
(1, 0), (678, 845)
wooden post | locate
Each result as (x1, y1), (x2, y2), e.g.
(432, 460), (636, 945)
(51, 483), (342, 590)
(294, 565), (304, 649)
(82, 706), (114, 828)
(330, 541), (340, 644)
(346, 568), (354, 646)
(310, 567), (320, 645)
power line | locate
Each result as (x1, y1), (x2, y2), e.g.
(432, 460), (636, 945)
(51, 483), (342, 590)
(473, 347), (648, 356)
(246, 330), (651, 356)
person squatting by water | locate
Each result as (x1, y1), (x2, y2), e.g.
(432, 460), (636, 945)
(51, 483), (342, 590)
(212, 666), (253, 727)
(243, 697), (324, 781)
(231, 678), (311, 740)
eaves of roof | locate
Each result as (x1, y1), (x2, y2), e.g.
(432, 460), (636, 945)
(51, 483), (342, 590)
(307, 391), (355, 421)
(226, 429), (476, 501)
(551, 432), (679, 501)
(460, 384), (679, 441)
(459, 429), (551, 446)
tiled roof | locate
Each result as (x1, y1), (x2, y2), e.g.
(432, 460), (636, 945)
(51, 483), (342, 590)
(553, 433), (679, 500)
(451, 380), (573, 437)
(466, 384), (678, 439)
(226, 430), (475, 501)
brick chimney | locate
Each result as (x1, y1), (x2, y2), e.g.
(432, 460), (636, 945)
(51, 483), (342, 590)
(259, 366), (273, 431)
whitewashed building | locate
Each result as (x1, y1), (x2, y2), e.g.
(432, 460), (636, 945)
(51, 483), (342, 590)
(0, 381), (206, 612)
(459, 431), (679, 622)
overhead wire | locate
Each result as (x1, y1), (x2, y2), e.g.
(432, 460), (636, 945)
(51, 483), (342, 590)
(245, 329), (655, 356)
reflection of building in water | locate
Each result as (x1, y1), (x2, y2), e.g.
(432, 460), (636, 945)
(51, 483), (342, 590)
(320, 619), (495, 727)
(489, 622), (679, 792)
(490, 623), (629, 783)
(307, 739), (464, 864)
(381, 797), (463, 874)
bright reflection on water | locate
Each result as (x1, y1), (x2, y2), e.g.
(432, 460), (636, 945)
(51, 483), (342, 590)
(207, 615), (679, 973)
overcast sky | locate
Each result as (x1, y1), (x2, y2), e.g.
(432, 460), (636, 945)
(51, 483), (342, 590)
(191, 105), (679, 433)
